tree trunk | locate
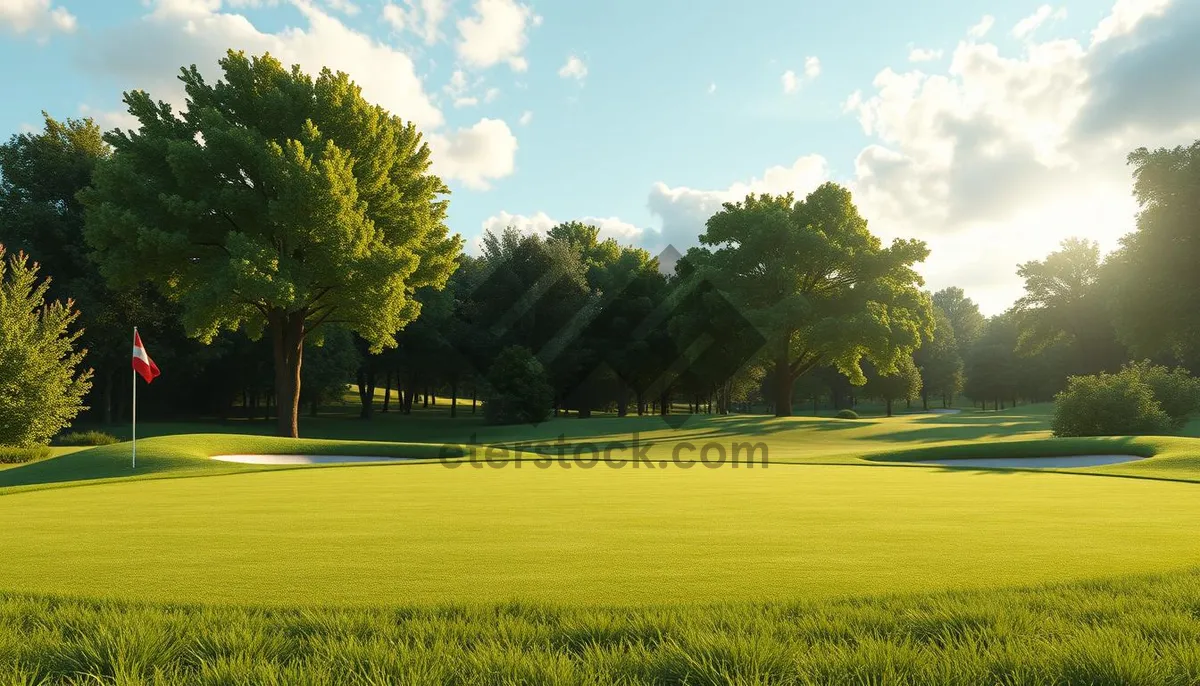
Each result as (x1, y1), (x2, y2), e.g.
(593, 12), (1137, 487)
(382, 371), (392, 413)
(270, 312), (305, 438)
(773, 367), (794, 417)
(357, 368), (376, 420)
(922, 392), (929, 411)
(471, 387), (477, 414)
(450, 378), (458, 418)
(102, 370), (114, 425)
(886, 398), (893, 417)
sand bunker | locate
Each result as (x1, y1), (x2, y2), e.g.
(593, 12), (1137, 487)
(212, 454), (416, 465)
(915, 455), (1144, 469)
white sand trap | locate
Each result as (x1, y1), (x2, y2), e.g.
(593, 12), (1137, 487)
(916, 455), (1144, 469)
(212, 454), (416, 465)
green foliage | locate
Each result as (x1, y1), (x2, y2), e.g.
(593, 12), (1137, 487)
(483, 345), (553, 425)
(53, 431), (118, 446)
(1108, 141), (1200, 366)
(81, 50), (461, 436)
(1125, 361), (1200, 428)
(697, 184), (933, 416)
(1014, 238), (1125, 375)
(865, 356), (922, 416)
(0, 248), (93, 447)
(300, 327), (360, 411)
(914, 304), (964, 405)
(0, 446), (49, 464)
(835, 409), (859, 419)
(932, 287), (984, 359)
(1052, 367), (1172, 437)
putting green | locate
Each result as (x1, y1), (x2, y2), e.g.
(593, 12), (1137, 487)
(3, 462), (1200, 606)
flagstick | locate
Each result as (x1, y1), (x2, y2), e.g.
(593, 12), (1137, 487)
(132, 326), (137, 470)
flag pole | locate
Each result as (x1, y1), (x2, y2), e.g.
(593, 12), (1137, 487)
(132, 326), (137, 470)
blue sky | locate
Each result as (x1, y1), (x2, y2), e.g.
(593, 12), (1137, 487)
(2, 0), (1197, 313)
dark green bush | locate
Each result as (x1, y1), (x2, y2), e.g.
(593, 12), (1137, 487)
(53, 430), (119, 446)
(1132, 361), (1200, 428)
(1051, 368), (1171, 437)
(0, 445), (49, 464)
(483, 346), (554, 425)
(835, 409), (859, 420)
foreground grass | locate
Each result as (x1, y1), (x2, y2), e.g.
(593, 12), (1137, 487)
(5, 570), (1200, 685)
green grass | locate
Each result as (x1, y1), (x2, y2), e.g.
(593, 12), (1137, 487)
(7, 404), (1200, 681)
(5, 570), (1200, 684)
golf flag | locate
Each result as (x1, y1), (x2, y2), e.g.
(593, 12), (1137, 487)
(132, 330), (160, 384)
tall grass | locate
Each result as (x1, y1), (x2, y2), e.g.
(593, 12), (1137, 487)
(0, 446), (48, 464)
(3, 570), (1200, 684)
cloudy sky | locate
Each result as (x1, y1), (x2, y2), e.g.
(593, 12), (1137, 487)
(1, 0), (1197, 313)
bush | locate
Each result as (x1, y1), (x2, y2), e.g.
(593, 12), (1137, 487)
(1051, 368), (1171, 437)
(0, 248), (93, 447)
(53, 430), (119, 446)
(0, 445), (49, 464)
(836, 409), (859, 420)
(483, 346), (554, 425)
(1132, 361), (1200, 428)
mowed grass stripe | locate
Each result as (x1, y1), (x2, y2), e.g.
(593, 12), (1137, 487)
(3, 463), (1200, 606)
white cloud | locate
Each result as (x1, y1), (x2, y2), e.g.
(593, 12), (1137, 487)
(484, 87), (500, 103)
(87, 0), (443, 128)
(804, 55), (821, 79)
(558, 55), (587, 80)
(476, 211), (645, 253)
(429, 118), (518, 190)
(782, 57), (819, 94)
(456, 0), (537, 72)
(1012, 5), (1067, 39)
(1091, 0), (1170, 44)
(781, 70), (799, 94)
(322, 0), (359, 15)
(909, 47), (944, 62)
(0, 0), (76, 37)
(381, 0), (447, 44)
(84, 1), (521, 192)
(707, 82), (717, 94)
(841, 0), (1200, 313)
(967, 15), (995, 39)
(78, 104), (140, 131)
(646, 155), (830, 251)
(518, 110), (533, 125)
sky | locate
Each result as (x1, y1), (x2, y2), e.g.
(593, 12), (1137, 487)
(1, 0), (1198, 314)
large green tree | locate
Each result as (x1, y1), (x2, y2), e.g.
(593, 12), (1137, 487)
(913, 304), (964, 409)
(81, 51), (461, 437)
(697, 184), (933, 416)
(1014, 237), (1125, 375)
(931, 287), (985, 360)
(1107, 141), (1200, 368)
(864, 355), (922, 417)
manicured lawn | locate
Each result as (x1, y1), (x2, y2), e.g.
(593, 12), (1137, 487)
(5, 405), (1200, 681)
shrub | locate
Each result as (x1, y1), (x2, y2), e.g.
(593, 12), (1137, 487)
(1051, 368), (1171, 437)
(53, 430), (119, 446)
(0, 445), (49, 464)
(1131, 361), (1200, 428)
(836, 409), (859, 420)
(483, 346), (554, 425)
(0, 247), (93, 447)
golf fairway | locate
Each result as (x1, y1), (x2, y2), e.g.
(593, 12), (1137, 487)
(3, 462), (1200, 606)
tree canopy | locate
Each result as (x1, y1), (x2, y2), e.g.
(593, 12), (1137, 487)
(80, 50), (461, 437)
(695, 183), (933, 416)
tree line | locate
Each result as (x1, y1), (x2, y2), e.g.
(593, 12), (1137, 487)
(2, 50), (1198, 439)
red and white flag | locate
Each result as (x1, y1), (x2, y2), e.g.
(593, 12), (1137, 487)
(132, 330), (160, 383)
